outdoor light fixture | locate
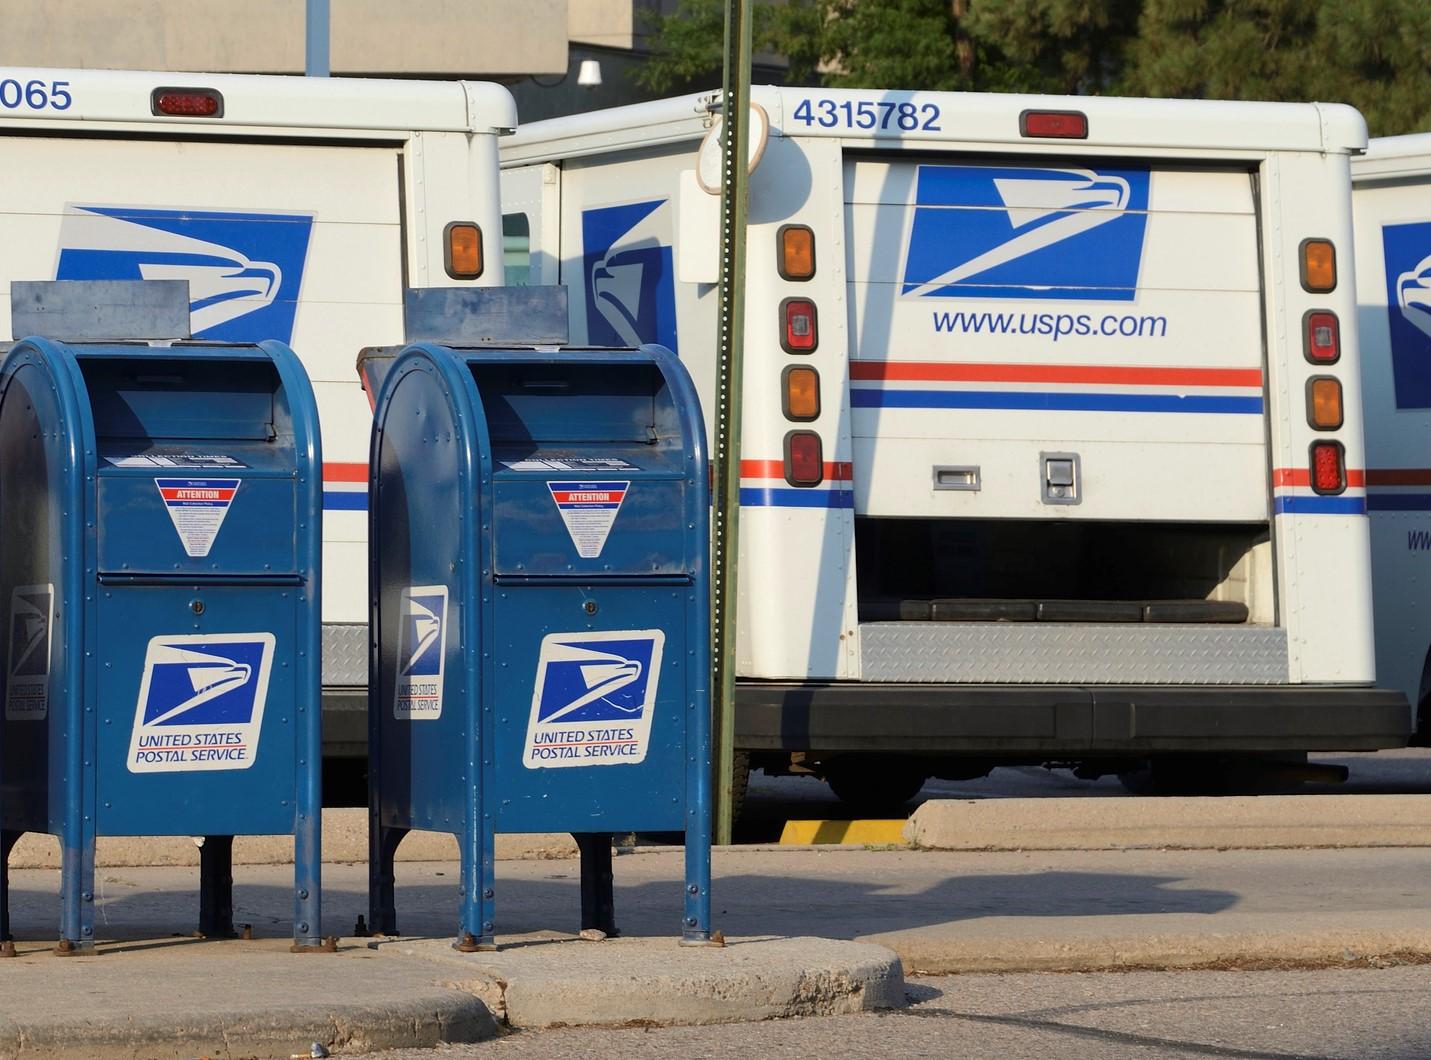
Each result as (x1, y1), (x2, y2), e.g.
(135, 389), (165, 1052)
(577, 60), (603, 88)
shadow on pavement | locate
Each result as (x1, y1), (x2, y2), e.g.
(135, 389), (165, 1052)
(3, 863), (1239, 945)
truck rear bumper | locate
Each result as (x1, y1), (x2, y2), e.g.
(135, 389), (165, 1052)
(735, 683), (1411, 755)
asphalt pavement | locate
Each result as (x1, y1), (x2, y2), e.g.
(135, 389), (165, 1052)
(736, 748), (1431, 842)
(370, 965), (1431, 1060)
(6, 750), (1431, 1056)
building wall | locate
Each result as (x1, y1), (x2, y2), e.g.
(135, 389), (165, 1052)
(0, 0), (569, 77)
(569, 0), (636, 51)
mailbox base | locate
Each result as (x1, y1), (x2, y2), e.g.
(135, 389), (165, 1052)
(575, 833), (619, 938)
(0, 830), (17, 947)
(369, 823), (410, 937)
(198, 836), (237, 939)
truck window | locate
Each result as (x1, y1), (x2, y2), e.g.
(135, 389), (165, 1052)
(503, 212), (531, 286)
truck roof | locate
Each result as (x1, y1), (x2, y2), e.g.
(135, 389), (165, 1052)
(501, 86), (1366, 165)
(0, 67), (516, 135)
(1352, 133), (1431, 182)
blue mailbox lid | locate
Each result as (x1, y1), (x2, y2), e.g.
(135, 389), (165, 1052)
(74, 345), (308, 577)
(462, 349), (700, 578)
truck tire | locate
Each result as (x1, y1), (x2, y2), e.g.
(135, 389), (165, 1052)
(824, 756), (928, 816)
(728, 751), (751, 826)
(1118, 753), (1313, 796)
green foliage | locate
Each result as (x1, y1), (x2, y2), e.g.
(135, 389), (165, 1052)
(962, 0), (1141, 94)
(1124, 0), (1431, 135)
(635, 0), (824, 93)
(818, 0), (965, 91)
(638, 0), (1431, 135)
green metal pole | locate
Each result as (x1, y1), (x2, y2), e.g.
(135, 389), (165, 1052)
(711, 0), (753, 846)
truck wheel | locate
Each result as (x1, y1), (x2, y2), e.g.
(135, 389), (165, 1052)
(1412, 658), (1431, 747)
(1416, 697), (1431, 748)
(824, 756), (928, 816)
(1118, 754), (1312, 795)
(728, 751), (751, 826)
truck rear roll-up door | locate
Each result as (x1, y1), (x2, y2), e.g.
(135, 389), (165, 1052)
(843, 158), (1267, 523)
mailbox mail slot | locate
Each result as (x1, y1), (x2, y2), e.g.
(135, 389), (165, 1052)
(0, 338), (324, 952)
(365, 342), (712, 950)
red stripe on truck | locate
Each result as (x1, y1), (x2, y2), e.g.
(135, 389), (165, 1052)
(851, 361), (1263, 388)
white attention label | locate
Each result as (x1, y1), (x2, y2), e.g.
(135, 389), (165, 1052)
(547, 480), (629, 559)
(155, 478), (239, 557)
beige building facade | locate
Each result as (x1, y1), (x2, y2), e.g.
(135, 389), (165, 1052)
(0, 0), (599, 78)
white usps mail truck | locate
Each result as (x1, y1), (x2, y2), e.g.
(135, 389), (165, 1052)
(501, 87), (1408, 805)
(0, 68), (514, 764)
(1351, 133), (1431, 745)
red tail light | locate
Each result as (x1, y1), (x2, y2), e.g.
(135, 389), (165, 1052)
(781, 298), (818, 354)
(1020, 110), (1088, 139)
(785, 431), (823, 486)
(1304, 310), (1340, 364)
(1310, 441), (1346, 494)
(151, 88), (223, 117)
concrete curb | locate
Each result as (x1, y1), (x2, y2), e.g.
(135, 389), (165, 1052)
(872, 926), (1431, 976)
(7, 808), (578, 868)
(373, 934), (907, 1029)
(779, 819), (908, 846)
(0, 992), (498, 1060)
(905, 794), (1431, 851)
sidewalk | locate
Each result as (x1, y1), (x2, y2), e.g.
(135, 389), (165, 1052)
(5, 841), (1431, 1057)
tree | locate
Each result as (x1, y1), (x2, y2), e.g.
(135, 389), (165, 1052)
(634, 0), (824, 93)
(1122, 0), (1431, 136)
(963, 0), (1140, 94)
(637, 0), (1139, 96)
(637, 0), (1431, 136)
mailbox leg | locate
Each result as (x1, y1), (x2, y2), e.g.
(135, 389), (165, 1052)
(369, 824), (407, 937)
(681, 826), (713, 945)
(198, 835), (237, 939)
(292, 793), (322, 950)
(57, 834), (96, 952)
(0, 830), (19, 953)
(575, 833), (618, 938)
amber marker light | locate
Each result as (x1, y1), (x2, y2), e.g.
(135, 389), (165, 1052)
(1300, 238), (1336, 293)
(445, 222), (483, 280)
(783, 365), (820, 421)
(778, 225), (816, 281)
(1307, 376), (1343, 430)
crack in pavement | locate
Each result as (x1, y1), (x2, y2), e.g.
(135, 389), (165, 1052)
(902, 1008), (1343, 1059)
(1011, 984), (1416, 1022)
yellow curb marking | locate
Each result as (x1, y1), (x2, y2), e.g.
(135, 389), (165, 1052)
(778, 819), (908, 846)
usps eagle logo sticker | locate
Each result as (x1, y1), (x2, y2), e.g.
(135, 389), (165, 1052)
(524, 630), (663, 769)
(127, 633), (275, 773)
(156, 478), (239, 557)
(394, 586), (447, 720)
(6, 584), (55, 721)
(548, 480), (629, 558)
(901, 163), (1150, 301)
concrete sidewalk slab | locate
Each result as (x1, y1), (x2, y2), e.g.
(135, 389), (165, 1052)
(0, 938), (499, 1059)
(905, 793), (1431, 850)
(6, 808), (578, 868)
(10, 844), (1431, 1055)
(374, 934), (904, 1029)
(0, 855), (906, 1057)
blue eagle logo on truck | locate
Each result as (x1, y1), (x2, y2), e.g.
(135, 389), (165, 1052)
(1380, 220), (1431, 409)
(55, 205), (314, 342)
(901, 164), (1150, 301)
(580, 200), (679, 354)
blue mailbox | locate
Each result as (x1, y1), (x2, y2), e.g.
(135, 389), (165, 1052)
(365, 340), (712, 950)
(0, 334), (324, 953)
